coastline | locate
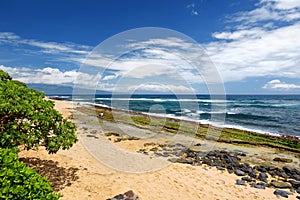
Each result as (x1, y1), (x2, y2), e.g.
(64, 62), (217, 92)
(19, 99), (300, 199)
(74, 101), (300, 153)
(51, 94), (300, 139)
(67, 97), (299, 139)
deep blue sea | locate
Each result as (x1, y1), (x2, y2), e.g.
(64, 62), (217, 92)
(54, 94), (300, 137)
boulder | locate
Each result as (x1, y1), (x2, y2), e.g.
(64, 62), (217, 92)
(234, 169), (245, 176)
(273, 189), (291, 198)
(283, 166), (293, 174)
(258, 172), (268, 183)
(107, 190), (139, 200)
(254, 166), (267, 172)
(248, 171), (257, 179)
(241, 176), (254, 182)
(270, 181), (292, 189)
(250, 182), (267, 189)
(289, 180), (300, 189)
(236, 179), (246, 186)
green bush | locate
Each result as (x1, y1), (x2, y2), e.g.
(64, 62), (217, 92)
(0, 148), (61, 199)
(0, 70), (77, 153)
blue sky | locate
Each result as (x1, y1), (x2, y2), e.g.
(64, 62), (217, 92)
(0, 0), (300, 94)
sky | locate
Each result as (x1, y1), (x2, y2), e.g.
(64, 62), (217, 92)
(0, 0), (300, 94)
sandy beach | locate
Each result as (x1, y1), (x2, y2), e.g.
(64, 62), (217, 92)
(18, 100), (299, 200)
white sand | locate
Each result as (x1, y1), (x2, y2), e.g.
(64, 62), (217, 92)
(18, 100), (298, 200)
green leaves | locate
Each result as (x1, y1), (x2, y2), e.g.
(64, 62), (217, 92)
(0, 148), (62, 200)
(0, 70), (77, 199)
(0, 70), (78, 153)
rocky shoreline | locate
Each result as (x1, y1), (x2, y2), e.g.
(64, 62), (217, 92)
(134, 142), (300, 198)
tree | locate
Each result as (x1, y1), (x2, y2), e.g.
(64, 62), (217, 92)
(0, 70), (77, 154)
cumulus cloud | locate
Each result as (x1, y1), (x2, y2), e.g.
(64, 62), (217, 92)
(1, 0), (299, 93)
(0, 65), (101, 88)
(82, 37), (216, 85)
(263, 79), (300, 89)
(206, 0), (300, 83)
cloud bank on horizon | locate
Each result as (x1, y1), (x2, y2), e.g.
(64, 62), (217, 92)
(0, 0), (299, 94)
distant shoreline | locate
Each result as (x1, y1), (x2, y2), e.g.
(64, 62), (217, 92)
(66, 99), (300, 153)
(48, 94), (300, 138)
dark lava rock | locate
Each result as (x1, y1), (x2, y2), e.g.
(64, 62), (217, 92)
(273, 157), (293, 163)
(289, 180), (300, 189)
(250, 182), (267, 189)
(297, 187), (300, 194)
(107, 190), (139, 200)
(283, 166), (293, 174)
(239, 163), (251, 173)
(254, 166), (267, 173)
(292, 174), (300, 181)
(276, 169), (288, 179)
(236, 179), (246, 186)
(270, 180), (292, 189)
(248, 171), (257, 179)
(234, 169), (245, 176)
(241, 176), (254, 182)
(258, 172), (268, 183)
(273, 189), (291, 198)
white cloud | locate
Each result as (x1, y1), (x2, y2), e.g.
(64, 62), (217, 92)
(102, 74), (119, 81)
(0, 32), (92, 55)
(83, 37), (214, 83)
(129, 83), (194, 93)
(263, 79), (300, 89)
(207, 23), (300, 81)
(230, 0), (300, 24)
(205, 0), (300, 83)
(187, 3), (199, 16)
(262, 0), (300, 10)
(191, 10), (199, 16)
(0, 32), (20, 40)
(212, 27), (265, 40)
(0, 65), (101, 88)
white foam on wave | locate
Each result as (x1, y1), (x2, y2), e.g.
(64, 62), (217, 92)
(74, 100), (296, 138)
(92, 97), (232, 103)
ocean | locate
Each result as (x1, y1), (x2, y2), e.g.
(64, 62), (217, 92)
(55, 94), (300, 137)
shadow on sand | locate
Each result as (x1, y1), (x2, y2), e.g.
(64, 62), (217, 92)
(20, 157), (79, 191)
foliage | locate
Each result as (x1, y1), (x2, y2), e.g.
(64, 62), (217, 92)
(0, 148), (61, 199)
(0, 70), (77, 153)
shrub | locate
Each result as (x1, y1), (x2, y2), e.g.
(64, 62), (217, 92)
(0, 148), (61, 199)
